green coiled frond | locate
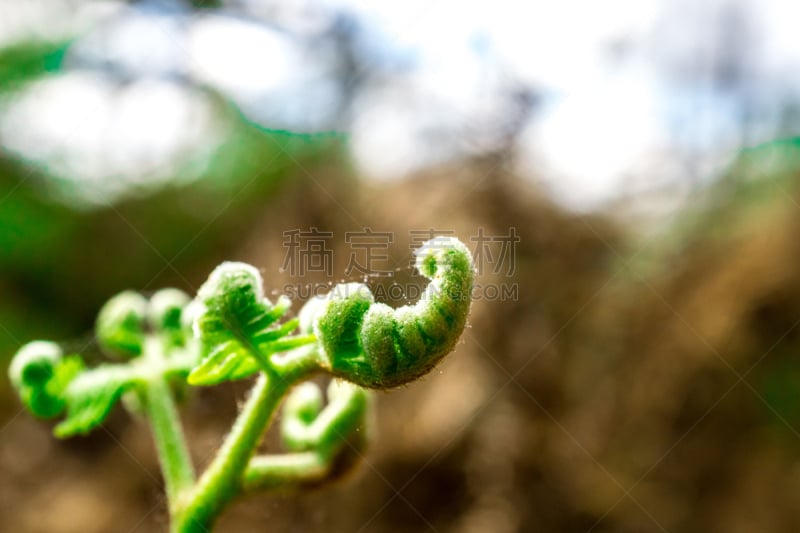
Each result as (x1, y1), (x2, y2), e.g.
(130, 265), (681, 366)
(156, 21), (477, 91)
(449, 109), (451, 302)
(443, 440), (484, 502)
(302, 236), (474, 388)
(7, 236), (475, 533)
(188, 262), (316, 386)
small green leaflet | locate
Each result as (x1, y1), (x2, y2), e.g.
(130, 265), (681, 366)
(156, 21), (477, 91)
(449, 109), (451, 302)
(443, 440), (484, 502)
(54, 364), (140, 437)
(188, 262), (316, 386)
(8, 287), (199, 439)
(5, 342), (136, 437)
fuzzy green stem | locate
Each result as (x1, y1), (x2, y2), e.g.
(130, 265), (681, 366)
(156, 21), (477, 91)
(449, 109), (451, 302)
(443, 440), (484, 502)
(242, 452), (328, 491)
(173, 372), (281, 532)
(141, 338), (196, 513)
(243, 378), (368, 495)
(173, 355), (320, 533)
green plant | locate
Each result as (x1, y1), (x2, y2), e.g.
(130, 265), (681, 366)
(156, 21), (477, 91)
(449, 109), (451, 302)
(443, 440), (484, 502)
(7, 236), (474, 532)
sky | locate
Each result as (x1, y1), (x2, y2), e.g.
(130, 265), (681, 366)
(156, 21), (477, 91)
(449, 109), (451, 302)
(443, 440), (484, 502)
(2, 0), (800, 211)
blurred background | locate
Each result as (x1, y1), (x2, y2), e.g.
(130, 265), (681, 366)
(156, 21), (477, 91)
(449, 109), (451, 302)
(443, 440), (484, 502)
(2, 0), (800, 531)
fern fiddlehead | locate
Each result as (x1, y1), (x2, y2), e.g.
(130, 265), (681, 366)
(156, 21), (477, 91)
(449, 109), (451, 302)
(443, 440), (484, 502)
(6, 236), (474, 532)
(304, 236), (474, 388)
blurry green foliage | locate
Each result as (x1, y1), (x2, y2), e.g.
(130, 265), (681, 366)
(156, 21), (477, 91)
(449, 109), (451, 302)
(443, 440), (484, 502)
(0, 41), (350, 369)
(689, 137), (800, 240)
(0, 40), (67, 91)
(760, 355), (800, 434)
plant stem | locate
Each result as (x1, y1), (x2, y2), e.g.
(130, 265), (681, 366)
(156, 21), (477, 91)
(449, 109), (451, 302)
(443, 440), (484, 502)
(141, 337), (196, 514)
(242, 379), (369, 494)
(171, 349), (322, 532)
(172, 372), (285, 532)
(242, 452), (327, 491)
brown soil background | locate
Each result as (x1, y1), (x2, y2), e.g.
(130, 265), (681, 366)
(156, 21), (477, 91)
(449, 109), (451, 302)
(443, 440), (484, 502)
(4, 152), (800, 533)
